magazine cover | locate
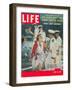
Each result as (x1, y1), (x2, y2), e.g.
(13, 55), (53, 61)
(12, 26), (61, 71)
(21, 13), (63, 77)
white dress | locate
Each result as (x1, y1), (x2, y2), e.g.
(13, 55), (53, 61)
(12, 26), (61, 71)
(32, 42), (45, 70)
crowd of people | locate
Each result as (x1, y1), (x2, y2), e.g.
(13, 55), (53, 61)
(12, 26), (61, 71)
(31, 25), (62, 70)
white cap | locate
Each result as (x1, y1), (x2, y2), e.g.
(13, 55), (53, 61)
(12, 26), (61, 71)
(55, 30), (60, 33)
(48, 29), (55, 34)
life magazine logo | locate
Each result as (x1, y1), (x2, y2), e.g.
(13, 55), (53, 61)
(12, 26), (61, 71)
(21, 13), (40, 24)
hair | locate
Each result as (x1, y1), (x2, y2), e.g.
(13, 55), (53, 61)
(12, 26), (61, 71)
(36, 34), (42, 41)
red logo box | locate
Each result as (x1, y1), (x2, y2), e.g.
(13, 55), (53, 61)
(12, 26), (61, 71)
(21, 13), (40, 24)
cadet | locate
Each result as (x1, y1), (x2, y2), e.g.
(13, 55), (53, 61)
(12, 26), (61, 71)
(38, 25), (46, 42)
(34, 25), (39, 41)
(54, 30), (62, 69)
(45, 29), (56, 70)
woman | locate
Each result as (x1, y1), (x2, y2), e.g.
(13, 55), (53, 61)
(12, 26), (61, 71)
(31, 34), (46, 70)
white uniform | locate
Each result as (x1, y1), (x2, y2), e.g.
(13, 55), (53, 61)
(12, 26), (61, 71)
(39, 31), (46, 41)
(45, 37), (57, 70)
(34, 27), (39, 41)
(55, 36), (62, 68)
(56, 36), (62, 50)
(49, 37), (57, 58)
(32, 27), (39, 47)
